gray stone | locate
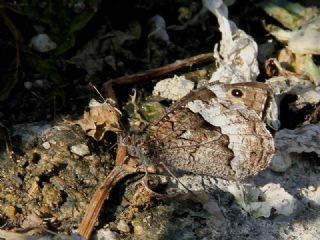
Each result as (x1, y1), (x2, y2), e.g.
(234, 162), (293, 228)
(70, 143), (90, 156)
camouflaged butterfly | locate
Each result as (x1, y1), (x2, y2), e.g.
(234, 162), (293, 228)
(124, 82), (275, 180)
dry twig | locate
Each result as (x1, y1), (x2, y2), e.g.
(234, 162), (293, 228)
(102, 52), (214, 103)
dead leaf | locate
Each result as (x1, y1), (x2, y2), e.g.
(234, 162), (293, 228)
(77, 99), (122, 141)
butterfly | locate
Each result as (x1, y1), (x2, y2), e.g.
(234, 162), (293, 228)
(125, 82), (275, 180)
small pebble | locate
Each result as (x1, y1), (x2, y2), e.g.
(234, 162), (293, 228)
(308, 186), (316, 191)
(95, 229), (119, 240)
(42, 141), (51, 149)
(116, 219), (130, 233)
(30, 33), (57, 52)
(70, 143), (90, 156)
(269, 152), (292, 173)
(153, 75), (195, 101)
(24, 81), (33, 90)
(34, 79), (44, 88)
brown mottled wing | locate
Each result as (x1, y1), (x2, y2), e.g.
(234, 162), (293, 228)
(145, 82), (274, 180)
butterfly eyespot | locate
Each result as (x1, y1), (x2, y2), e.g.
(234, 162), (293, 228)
(231, 89), (243, 98)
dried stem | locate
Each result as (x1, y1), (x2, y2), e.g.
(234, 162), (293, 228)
(77, 164), (144, 239)
(102, 52), (214, 104)
(115, 144), (128, 166)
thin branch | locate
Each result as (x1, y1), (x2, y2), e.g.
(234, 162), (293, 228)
(102, 52), (214, 104)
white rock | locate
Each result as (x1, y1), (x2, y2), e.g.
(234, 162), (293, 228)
(153, 75), (194, 101)
(267, 76), (320, 110)
(34, 79), (45, 88)
(24, 81), (33, 90)
(275, 123), (320, 162)
(30, 33), (57, 52)
(42, 141), (51, 150)
(301, 186), (320, 207)
(261, 183), (296, 216)
(116, 219), (130, 233)
(94, 229), (119, 240)
(308, 186), (316, 191)
(70, 143), (90, 156)
(269, 151), (292, 172)
(226, 182), (296, 218)
(270, 122), (320, 174)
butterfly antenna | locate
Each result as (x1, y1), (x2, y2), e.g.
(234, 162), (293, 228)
(89, 82), (106, 102)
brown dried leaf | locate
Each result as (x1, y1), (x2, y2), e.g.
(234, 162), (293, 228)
(264, 57), (304, 79)
(77, 99), (122, 141)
